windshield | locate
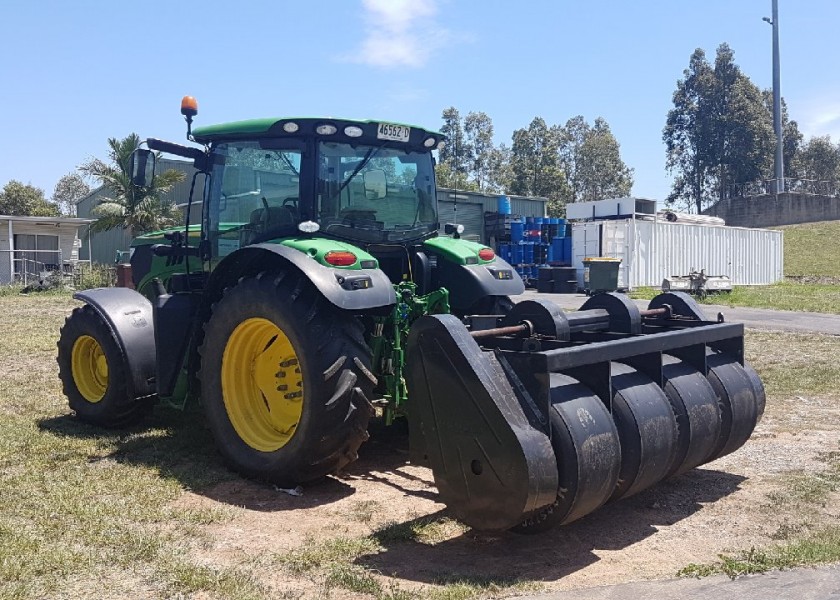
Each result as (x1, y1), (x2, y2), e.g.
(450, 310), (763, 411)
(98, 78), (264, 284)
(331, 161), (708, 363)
(317, 142), (437, 243)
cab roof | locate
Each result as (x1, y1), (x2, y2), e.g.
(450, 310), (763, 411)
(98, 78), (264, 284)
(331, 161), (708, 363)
(192, 117), (443, 146)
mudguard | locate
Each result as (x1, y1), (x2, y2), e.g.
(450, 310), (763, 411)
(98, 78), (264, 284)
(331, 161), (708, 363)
(434, 256), (525, 311)
(207, 244), (397, 311)
(73, 288), (157, 399)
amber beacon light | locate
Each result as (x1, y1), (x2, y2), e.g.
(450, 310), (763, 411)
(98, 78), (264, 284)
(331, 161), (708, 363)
(181, 95), (198, 117)
(181, 96), (199, 139)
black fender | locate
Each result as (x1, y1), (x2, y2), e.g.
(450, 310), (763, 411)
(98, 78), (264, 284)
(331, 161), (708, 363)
(206, 244), (397, 311)
(73, 288), (157, 400)
(434, 256), (525, 311)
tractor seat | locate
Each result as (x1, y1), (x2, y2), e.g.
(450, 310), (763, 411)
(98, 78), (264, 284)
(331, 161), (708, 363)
(243, 205), (296, 244)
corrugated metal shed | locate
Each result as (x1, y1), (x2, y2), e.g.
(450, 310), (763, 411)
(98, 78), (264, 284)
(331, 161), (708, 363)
(572, 218), (784, 289)
(436, 188), (547, 244)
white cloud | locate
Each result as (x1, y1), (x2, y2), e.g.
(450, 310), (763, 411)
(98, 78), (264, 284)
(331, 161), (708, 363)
(341, 0), (453, 69)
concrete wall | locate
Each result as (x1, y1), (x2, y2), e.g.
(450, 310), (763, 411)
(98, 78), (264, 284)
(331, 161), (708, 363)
(704, 193), (840, 228)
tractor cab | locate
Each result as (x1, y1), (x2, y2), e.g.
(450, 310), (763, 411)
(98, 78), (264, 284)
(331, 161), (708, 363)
(193, 118), (443, 265)
(129, 102), (521, 309)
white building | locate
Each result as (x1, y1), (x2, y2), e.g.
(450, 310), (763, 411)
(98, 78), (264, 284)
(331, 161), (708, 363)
(0, 215), (95, 285)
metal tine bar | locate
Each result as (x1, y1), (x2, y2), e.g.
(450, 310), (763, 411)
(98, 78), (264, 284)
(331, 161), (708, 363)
(539, 323), (745, 372)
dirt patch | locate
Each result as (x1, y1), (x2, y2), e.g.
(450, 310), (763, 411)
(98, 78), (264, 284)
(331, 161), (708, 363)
(168, 397), (840, 599)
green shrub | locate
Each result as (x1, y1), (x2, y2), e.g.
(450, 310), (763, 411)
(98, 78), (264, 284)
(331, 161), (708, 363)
(73, 262), (116, 289)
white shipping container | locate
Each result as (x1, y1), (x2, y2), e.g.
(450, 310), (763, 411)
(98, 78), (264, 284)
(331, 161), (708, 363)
(571, 219), (784, 290)
(565, 197), (657, 220)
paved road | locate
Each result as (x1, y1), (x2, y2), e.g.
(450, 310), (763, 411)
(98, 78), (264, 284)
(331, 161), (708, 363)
(516, 564), (840, 600)
(520, 290), (840, 335)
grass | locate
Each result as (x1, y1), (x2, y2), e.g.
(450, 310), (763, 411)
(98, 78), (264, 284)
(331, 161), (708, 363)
(347, 499), (384, 524)
(678, 527), (840, 580)
(272, 520), (536, 599)
(776, 220), (840, 278)
(0, 291), (535, 599)
(630, 220), (840, 314)
(373, 516), (470, 545)
(744, 331), (840, 400)
(765, 452), (840, 508)
(631, 280), (840, 314)
(4, 283), (840, 595)
(0, 293), (254, 599)
(675, 332), (840, 581)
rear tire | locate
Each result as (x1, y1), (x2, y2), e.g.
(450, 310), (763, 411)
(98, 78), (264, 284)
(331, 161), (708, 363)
(57, 304), (151, 427)
(199, 271), (375, 487)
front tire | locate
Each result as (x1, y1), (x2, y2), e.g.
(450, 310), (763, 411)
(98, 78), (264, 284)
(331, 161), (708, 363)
(199, 271), (375, 486)
(57, 304), (151, 427)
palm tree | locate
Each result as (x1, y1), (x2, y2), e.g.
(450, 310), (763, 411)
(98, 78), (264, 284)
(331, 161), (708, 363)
(80, 133), (185, 235)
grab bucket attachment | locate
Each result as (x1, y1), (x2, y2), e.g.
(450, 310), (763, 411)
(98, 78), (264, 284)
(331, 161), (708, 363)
(405, 292), (764, 532)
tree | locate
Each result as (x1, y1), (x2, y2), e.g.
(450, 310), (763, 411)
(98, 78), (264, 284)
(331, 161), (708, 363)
(718, 76), (774, 195)
(796, 136), (840, 182)
(485, 143), (512, 193)
(434, 161), (478, 191)
(664, 48), (716, 212)
(437, 107), (510, 192)
(665, 44), (775, 212)
(560, 116), (633, 202)
(80, 133), (185, 235)
(0, 180), (60, 216)
(438, 107), (472, 180)
(509, 118), (569, 215)
(52, 172), (90, 217)
(463, 111), (495, 192)
(762, 93), (804, 178)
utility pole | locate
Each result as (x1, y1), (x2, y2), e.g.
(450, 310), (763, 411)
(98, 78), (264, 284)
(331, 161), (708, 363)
(764, 0), (784, 195)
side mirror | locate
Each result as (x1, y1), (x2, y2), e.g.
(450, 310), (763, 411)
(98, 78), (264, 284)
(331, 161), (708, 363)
(363, 169), (387, 199)
(130, 148), (156, 187)
(444, 223), (464, 238)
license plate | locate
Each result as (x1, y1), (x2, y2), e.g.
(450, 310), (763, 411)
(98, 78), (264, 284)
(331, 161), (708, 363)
(377, 123), (410, 142)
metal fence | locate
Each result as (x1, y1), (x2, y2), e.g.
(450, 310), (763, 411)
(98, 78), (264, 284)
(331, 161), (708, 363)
(0, 249), (66, 286)
(0, 250), (108, 288)
(728, 178), (840, 199)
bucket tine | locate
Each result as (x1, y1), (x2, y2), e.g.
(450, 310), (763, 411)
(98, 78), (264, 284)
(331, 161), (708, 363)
(661, 354), (722, 477)
(705, 351), (761, 461)
(609, 362), (679, 501)
(742, 362), (766, 422)
(516, 373), (621, 532)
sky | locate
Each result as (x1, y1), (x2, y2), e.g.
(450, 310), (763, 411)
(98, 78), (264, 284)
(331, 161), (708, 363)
(1, 0), (838, 204)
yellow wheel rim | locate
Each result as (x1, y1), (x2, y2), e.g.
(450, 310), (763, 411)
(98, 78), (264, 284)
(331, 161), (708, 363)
(221, 318), (304, 452)
(71, 335), (108, 403)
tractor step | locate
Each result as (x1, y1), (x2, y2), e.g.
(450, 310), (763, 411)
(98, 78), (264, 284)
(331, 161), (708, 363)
(405, 292), (764, 532)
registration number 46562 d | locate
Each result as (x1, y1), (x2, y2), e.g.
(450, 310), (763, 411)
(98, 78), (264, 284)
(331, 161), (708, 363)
(376, 123), (410, 142)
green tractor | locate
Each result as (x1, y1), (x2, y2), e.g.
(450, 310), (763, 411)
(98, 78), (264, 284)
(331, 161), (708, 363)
(57, 98), (765, 531)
